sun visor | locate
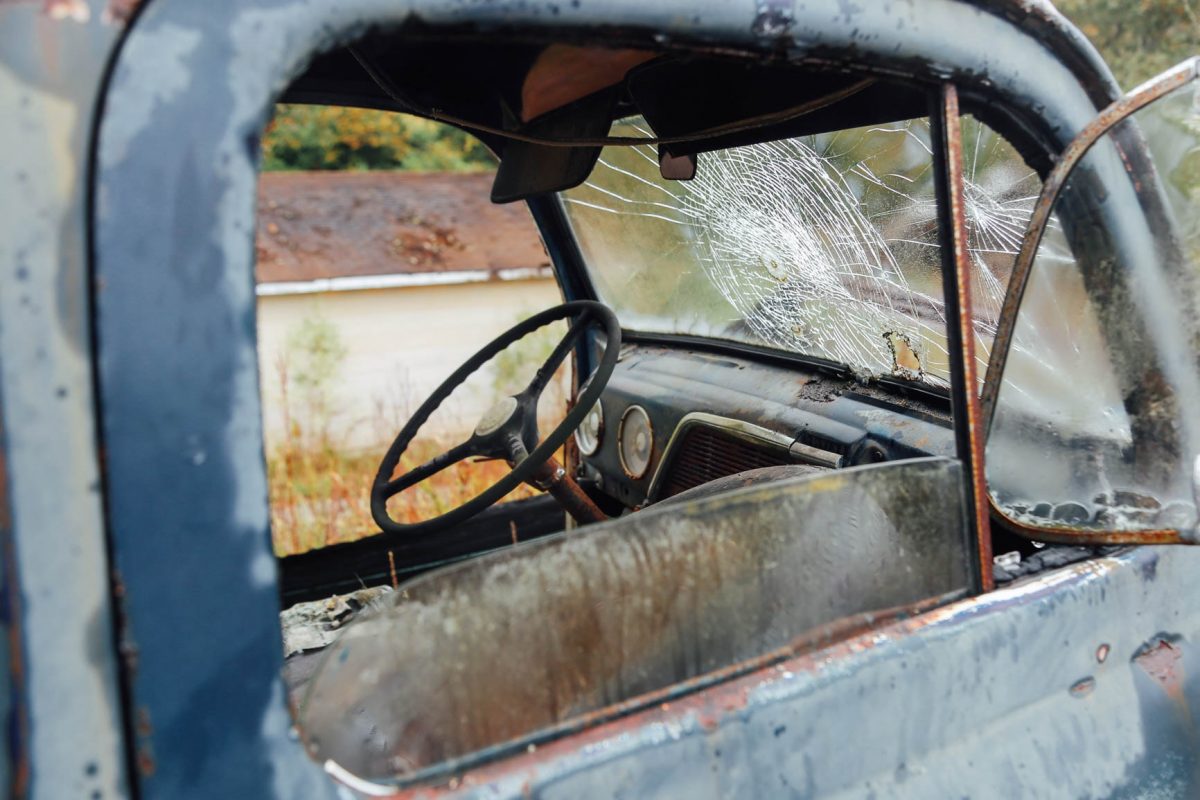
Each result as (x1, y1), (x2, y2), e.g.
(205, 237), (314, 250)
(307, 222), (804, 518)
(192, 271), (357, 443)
(491, 87), (617, 204)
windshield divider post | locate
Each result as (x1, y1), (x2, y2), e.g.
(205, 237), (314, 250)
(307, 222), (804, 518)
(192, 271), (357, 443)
(931, 83), (994, 593)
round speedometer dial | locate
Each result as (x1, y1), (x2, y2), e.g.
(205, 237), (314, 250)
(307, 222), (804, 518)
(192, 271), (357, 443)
(618, 405), (654, 479)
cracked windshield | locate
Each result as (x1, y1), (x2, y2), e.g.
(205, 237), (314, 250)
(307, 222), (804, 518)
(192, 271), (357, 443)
(562, 115), (1038, 386)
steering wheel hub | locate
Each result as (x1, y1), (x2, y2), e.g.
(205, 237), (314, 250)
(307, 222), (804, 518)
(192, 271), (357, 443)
(475, 397), (520, 438)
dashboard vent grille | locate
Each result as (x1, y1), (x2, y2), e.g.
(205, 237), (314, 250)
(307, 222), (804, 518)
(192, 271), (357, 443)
(659, 425), (791, 500)
(795, 431), (849, 455)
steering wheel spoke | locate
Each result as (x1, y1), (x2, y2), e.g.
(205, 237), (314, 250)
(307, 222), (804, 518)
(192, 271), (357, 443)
(523, 310), (591, 400)
(380, 439), (477, 499)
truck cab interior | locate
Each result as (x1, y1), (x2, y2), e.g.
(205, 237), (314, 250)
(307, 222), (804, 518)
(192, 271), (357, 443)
(82, 2), (1200, 794)
(263, 29), (1139, 784)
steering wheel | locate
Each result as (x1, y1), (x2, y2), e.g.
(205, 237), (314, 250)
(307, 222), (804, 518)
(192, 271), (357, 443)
(371, 300), (621, 536)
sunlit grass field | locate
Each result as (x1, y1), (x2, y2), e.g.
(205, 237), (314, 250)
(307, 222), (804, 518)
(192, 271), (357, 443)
(267, 438), (542, 556)
(264, 313), (566, 556)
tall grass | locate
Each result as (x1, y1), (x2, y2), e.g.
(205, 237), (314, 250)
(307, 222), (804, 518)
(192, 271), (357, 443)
(267, 434), (534, 556)
(266, 312), (566, 556)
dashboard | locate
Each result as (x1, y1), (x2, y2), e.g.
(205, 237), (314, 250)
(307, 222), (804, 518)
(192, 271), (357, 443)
(575, 342), (955, 510)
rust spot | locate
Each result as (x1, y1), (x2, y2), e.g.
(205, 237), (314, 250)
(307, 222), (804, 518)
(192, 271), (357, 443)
(103, 0), (143, 24)
(0, 433), (30, 797)
(136, 746), (155, 777)
(1134, 636), (1188, 707)
(111, 569), (139, 675)
(1069, 676), (1096, 698)
(696, 709), (720, 732)
(131, 706), (157, 777)
(1096, 643), (1110, 663)
(135, 706), (153, 738)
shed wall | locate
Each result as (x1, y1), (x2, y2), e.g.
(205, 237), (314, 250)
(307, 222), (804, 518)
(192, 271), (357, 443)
(256, 277), (563, 450)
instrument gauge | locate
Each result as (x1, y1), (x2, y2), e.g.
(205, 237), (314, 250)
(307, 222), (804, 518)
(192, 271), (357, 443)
(618, 405), (654, 479)
(574, 400), (604, 456)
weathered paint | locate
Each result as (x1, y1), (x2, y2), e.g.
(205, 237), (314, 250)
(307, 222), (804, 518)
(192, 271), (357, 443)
(0, 0), (130, 797)
(365, 547), (1200, 799)
(90, 2), (1123, 793)
(302, 458), (969, 780)
(0, 0), (1176, 798)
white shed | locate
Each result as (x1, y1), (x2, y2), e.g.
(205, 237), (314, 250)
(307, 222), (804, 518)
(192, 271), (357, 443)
(255, 171), (562, 452)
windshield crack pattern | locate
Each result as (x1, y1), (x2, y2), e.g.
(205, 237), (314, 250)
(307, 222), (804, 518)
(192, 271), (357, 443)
(564, 118), (1041, 387)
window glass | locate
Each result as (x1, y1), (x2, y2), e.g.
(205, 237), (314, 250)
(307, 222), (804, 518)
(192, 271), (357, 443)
(959, 117), (1049, 361)
(562, 114), (1039, 387)
(299, 457), (969, 780)
(988, 81), (1200, 533)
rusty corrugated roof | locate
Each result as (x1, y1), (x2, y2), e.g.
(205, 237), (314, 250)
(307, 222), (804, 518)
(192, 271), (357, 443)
(255, 171), (549, 284)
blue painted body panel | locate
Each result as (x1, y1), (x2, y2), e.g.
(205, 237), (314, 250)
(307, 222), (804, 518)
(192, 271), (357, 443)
(2, 0), (1195, 797)
(418, 546), (1200, 799)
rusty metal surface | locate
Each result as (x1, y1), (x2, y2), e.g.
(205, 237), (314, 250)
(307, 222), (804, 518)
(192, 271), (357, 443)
(318, 545), (1200, 799)
(81, 0), (1133, 797)
(300, 457), (970, 782)
(932, 83), (994, 591)
(0, 1), (130, 798)
(531, 456), (606, 524)
(989, 497), (1188, 546)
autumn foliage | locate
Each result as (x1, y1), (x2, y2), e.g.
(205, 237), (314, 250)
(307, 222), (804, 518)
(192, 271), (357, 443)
(261, 104), (496, 172)
(1058, 0), (1200, 89)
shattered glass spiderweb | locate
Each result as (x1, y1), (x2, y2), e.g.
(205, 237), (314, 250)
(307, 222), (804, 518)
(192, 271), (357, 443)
(563, 117), (1043, 386)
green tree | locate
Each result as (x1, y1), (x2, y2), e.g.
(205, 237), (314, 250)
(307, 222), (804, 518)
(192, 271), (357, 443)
(262, 105), (496, 172)
(1057, 0), (1200, 89)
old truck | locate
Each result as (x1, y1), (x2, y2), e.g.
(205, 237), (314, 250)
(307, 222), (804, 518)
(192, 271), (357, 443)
(3, 0), (1200, 797)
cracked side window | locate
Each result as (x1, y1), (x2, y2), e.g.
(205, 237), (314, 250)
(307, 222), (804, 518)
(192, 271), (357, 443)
(561, 114), (1039, 388)
(988, 81), (1200, 535)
